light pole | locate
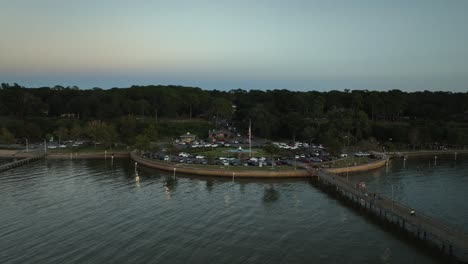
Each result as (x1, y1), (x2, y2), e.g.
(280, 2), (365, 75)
(25, 138), (29, 152)
(43, 138), (47, 154)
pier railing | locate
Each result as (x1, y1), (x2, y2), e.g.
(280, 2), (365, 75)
(0, 153), (46, 173)
(303, 164), (468, 261)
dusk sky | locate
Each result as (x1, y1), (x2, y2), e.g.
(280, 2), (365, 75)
(1, 0), (467, 91)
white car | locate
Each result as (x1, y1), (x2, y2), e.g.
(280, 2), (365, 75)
(59, 144), (67, 148)
(195, 155), (205, 159)
(340, 154), (348, 158)
(178, 152), (189, 158)
(164, 156), (170, 161)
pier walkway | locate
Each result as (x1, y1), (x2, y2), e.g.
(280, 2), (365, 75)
(0, 153), (46, 173)
(303, 164), (468, 262)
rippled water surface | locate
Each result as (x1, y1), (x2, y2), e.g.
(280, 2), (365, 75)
(354, 154), (468, 231)
(2, 158), (464, 263)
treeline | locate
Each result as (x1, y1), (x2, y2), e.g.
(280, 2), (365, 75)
(0, 83), (467, 150)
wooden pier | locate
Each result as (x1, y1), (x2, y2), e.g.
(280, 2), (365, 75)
(0, 153), (46, 173)
(303, 165), (468, 263)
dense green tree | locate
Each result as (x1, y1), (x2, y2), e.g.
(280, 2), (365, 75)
(0, 128), (15, 144)
(70, 123), (83, 140)
(134, 134), (151, 152)
(0, 83), (467, 148)
(119, 115), (137, 145)
(84, 121), (116, 147)
(54, 127), (69, 144)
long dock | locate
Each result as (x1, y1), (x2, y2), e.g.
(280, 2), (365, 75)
(303, 165), (468, 262)
(0, 153), (46, 173)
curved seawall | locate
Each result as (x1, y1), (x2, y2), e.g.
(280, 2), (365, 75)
(326, 159), (388, 174)
(131, 152), (310, 178)
(131, 152), (388, 178)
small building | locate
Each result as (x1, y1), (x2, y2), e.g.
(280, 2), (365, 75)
(180, 132), (196, 144)
(208, 129), (234, 142)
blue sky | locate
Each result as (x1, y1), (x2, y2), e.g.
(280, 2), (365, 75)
(1, 0), (467, 91)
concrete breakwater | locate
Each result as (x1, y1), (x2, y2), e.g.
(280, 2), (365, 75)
(0, 153), (45, 173)
(326, 159), (388, 174)
(1, 149), (388, 177)
(131, 151), (388, 178)
(131, 151), (310, 178)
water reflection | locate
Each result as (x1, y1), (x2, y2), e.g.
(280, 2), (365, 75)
(0, 158), (447, 263)
(205, 179), (214, 192)
(353, 155), (468, 230)
(163, 176), (178, 198)
(135, 173), (140, 187)
(263, 185), (279, 203)
(381, 247), (392, 263)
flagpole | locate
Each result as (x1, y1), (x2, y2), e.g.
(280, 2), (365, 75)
(249, 119), (252, 157)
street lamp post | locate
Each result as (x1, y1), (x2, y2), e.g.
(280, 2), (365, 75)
(43, 138), (47, 154)
(25, 138), (29, 152)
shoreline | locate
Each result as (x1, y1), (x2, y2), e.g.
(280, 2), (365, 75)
(131, 151), (310, 178)
(326, 159), (388, 174)
(130, 151), (388, 178)
(47, 152), (130, 159)
(0, 150), (129, 159)
(0, 149), (402, 177)
(389, 149), (468, 158)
